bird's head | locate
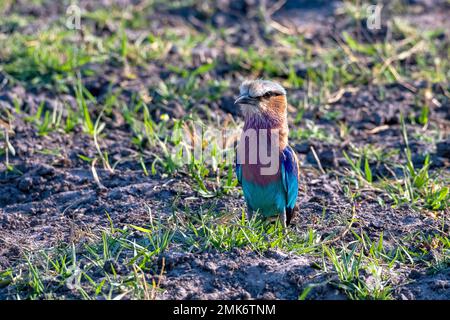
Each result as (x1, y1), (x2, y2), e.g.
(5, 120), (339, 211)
(234, 80), (287, 119)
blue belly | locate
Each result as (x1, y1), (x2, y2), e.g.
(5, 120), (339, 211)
(241, 179), (286, 217)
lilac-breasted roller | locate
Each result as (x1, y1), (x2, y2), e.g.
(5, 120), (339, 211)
(234, 80), (299, 228)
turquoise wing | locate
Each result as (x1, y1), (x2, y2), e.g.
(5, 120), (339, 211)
(235, 153), (242, 185)
(281, 146), (299, 223)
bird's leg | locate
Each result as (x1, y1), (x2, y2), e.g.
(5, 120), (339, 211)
(280, 210), (287, 229)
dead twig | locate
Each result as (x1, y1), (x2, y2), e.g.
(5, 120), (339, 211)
(310, 146), (326, 175)
(321, 204), (357, 245)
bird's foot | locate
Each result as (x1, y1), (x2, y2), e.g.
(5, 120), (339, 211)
(280, 211), (287, 230)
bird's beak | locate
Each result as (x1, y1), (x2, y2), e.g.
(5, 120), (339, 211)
(234, 94), (257, 106)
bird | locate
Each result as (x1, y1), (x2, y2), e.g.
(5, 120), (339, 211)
(234, 80), (299, 228)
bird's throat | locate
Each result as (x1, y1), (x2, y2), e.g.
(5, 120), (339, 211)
(243, 114), (289, 151)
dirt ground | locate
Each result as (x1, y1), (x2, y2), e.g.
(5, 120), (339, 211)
(0, 0), (449, 300)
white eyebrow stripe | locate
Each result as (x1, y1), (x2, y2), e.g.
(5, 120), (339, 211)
(239, 80), (286, 98)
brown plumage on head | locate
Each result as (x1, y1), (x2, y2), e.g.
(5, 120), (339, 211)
(234, 80), (289, 150)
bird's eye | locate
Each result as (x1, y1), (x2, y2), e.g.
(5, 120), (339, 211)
(263, 92), (273, 99)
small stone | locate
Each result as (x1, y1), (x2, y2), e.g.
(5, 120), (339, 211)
(203, 261), (217, 274)
(36, 164), (55, 177)
(432, 280), (449, 290)
(260, 291), (276, 300)
(240, 290), (252, 300)
(18, 176), (33, 192)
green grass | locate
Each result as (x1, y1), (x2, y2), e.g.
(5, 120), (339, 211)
(0, 209), (292, 299)
(4, 208), (445, 300)
(341, 116), (449, 212)
(381, 116), (449, 211)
